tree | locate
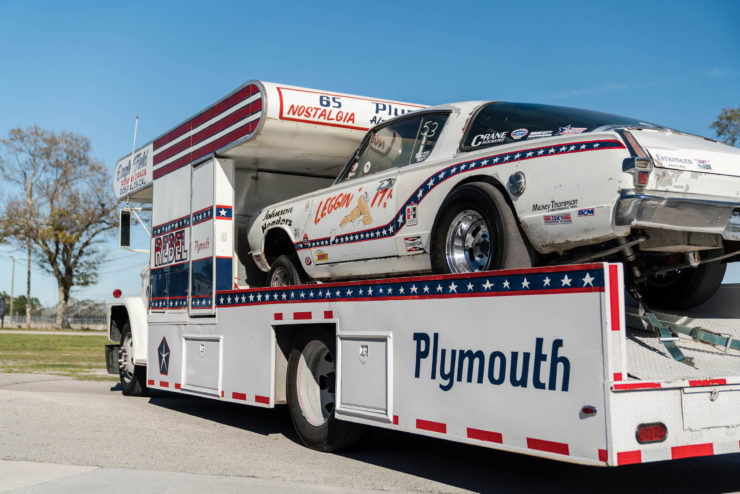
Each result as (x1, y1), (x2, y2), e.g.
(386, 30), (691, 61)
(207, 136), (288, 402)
(710, 107), (740, 147)
(0, 126), (118, 328)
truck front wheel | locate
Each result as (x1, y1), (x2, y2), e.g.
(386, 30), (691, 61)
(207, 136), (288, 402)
(286, 329), (363, 451)
(119, 321), (148, 396)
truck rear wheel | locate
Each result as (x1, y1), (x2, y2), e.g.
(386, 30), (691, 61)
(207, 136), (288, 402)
(286, 329), (363, 451)
(119, 322), (148, 396)
(431, 182), (531, 274)
(641, 261), (726, 310)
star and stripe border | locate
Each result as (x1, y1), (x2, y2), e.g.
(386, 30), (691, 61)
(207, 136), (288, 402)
(293, 139), (625, 251)
(214, 264), (605, 308)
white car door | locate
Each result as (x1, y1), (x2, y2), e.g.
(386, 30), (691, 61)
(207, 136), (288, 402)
(302, 113), (450, 267)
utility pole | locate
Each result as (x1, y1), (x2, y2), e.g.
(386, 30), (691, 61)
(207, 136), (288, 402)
(9, 255), (16, 325)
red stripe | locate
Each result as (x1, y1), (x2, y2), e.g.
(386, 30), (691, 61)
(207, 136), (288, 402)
(598, 449), (608, 462)
(613, 373), (623, 381)
(393, 415), (399, 425)
(255, 395), (270, 404)
(671, 443), (714, 460)
(689, 378), (727, 387)
(324, 310), (333, 319)
(467, 427), (503, 444)
(153, 118), (260, 179)
(609, 264), (621, 331)
(614, 382), (661, 390)
(160, 381), (169, 388)
(526, 437), (569, 456)
(221, 391), (224, 397)
(147, 379), (154, 385)
(617, 450), (642, 465)
(154, 100), (262, 165)
(232, 392), (247, 401)
(274, 313), (283, 320)
(174, 383), (181, 389)
(416, 419), (446, 433)
(294, 312), (312, 320)
(154, 84), (259, 149)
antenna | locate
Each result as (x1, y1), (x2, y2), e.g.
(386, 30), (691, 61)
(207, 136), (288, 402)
(129, 115), (139, 167)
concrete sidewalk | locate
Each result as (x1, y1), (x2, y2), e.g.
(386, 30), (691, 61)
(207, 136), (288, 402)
(0, 460), (388, 494)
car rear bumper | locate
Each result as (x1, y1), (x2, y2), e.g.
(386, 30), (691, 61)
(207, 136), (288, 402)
(615, 193), (740, 241)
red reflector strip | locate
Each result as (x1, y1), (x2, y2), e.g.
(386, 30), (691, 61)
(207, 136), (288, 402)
(609, 265), (621, 331)
(160, 381), (169, 388)
(294, 312), (312, 320)
(617, 450), (642, 465)
(672, 443), (714, 460)
(526, 437), (569, 456)
(255, 395), (270, 404)
(467, 427), (503, 444)
(614, 382), (662, 390)
(324, 310), (333, 319)
(613, 373), (623, 381)
(393, 415), (399, 425)
(416, 419), (446, 433)
(221, 391), (224, 398)
(147, 379), (155, 386)
(174, 383), (181, 390)
(232, 392), (247, 401)
(274, 313), (283, 321)
(598, 449), (608, 462)
(689, 378), (726, 387)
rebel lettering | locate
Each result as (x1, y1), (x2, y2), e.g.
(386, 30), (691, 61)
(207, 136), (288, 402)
(153, 230), (188, 267)
(412, 332), (570, 392)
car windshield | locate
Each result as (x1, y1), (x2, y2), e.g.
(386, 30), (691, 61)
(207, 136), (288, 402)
(337, 112), (450, 183)
(461, 102), (669, 151)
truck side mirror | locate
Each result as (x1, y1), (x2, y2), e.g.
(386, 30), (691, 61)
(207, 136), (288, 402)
(120, 209), (131, 247)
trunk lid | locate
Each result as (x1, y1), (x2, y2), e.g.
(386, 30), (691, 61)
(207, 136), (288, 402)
(630, 128), (740, 178)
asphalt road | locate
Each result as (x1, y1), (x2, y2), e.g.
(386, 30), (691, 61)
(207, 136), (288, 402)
(1, 373), (739, 493)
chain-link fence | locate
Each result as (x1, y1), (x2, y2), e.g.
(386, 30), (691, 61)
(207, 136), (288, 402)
(1, 314), (106, 330)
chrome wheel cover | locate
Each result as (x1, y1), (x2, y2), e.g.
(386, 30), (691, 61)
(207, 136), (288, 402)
(119, 332), (135, 383)
(296, 340), (335, 427)
(269, 265), (291, 287)
(445, 209), (492, 273)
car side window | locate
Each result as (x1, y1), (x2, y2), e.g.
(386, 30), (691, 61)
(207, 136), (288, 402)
(338, 113), (449, 183)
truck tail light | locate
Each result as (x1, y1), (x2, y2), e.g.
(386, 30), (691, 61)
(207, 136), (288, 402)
(636, 422), (667, 443)
(113, 289), (122, 298)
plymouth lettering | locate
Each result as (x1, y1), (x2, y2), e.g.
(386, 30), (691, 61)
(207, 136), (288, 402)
(413, 332), (570, 392)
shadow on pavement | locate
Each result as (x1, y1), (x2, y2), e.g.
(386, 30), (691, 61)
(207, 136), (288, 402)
(139, 390), (740, 493)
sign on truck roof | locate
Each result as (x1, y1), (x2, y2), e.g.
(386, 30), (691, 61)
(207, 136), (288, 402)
(114, 81), (425, 201)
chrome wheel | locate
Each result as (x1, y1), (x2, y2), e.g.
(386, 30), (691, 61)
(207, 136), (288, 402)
(269, 265), (291, 286)
(119, 332), (135, 383)
(445, 209), (491, 272)
(295, 340), (335, 426)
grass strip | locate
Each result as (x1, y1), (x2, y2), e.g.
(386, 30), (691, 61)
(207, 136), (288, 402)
(0, 333), (116, 381)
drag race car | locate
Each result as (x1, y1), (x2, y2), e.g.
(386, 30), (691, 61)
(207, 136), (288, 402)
(247, 101), (740, 309)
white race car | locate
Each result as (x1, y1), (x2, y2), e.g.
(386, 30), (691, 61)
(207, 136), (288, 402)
(247, 101), (740, 309)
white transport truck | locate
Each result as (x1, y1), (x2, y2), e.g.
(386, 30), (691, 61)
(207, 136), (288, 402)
(107, 80), (740, 466)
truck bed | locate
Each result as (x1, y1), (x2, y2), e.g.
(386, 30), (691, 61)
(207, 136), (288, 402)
(624, 284), (740, 382)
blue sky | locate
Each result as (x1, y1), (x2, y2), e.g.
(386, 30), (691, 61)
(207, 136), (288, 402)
(0, 0), (739, 306)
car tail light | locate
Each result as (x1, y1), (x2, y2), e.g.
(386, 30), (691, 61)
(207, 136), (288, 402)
(636, 422), (667, 443)
(618, 130), (653, 189)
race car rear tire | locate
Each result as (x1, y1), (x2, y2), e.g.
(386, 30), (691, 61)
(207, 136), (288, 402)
(119, 322), (148, 397)
(431, 182), (531, 274)
(268, 255), (305, 287)
(640, 261), (726, 310)
(286, 328), (364, 451)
